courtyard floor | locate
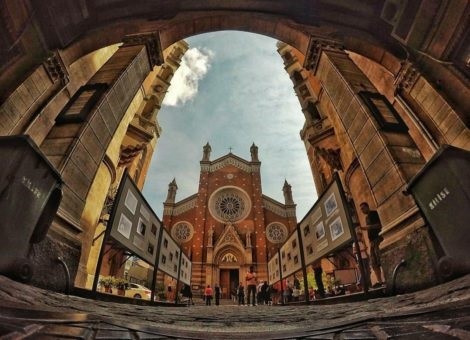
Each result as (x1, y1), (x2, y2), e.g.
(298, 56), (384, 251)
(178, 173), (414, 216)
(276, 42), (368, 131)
(0, 274), (469, 339)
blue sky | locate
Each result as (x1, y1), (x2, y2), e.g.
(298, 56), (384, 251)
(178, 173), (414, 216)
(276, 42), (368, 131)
(142, 31), (317, 219)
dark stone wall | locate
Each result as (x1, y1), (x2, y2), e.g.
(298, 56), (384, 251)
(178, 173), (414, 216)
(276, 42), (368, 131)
(30, 231), (81, 292)
(381, 226), (440, 293)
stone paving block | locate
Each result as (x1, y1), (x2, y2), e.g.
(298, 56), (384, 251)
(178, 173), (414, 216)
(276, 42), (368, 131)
(39, 323), (94, 338)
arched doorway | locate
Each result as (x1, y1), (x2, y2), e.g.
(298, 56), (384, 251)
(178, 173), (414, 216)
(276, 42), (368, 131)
(213, 246), (245, 299)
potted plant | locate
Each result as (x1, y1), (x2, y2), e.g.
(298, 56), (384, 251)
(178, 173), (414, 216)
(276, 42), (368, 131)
(156, 282), (166, 301)
(115, 278), (128, 296)
(99, 276), (115, 293)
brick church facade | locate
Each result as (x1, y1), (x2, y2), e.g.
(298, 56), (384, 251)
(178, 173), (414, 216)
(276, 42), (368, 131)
(162, 143), (297, 294)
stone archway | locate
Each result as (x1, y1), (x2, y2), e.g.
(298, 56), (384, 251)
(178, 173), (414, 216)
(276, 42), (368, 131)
(213, 246), (245, 298)
(0, 1), (468, 292)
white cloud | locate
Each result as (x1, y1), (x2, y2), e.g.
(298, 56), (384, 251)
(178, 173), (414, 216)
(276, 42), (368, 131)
(162, 47), (214, 107)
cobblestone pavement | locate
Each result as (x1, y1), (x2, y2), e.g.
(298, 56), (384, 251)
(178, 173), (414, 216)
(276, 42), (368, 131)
(0, 274), (469, 339)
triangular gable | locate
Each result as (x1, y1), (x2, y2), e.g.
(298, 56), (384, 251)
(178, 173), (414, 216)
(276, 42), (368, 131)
(213, 223), (246, 254)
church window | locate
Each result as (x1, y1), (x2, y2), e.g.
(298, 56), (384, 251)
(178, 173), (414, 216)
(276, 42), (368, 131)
(172, 222), (194, 243)
(215, 193), (244, 220)
(266, 223), (288, 244)
(163, 238), (168, 248)
(292, 239), (297, 248)
(209, 187), (251, 223)
(161, 255), (166, 264)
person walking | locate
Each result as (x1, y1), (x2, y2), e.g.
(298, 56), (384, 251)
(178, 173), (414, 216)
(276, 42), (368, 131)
(353, 229), (371, 289)
(261, 281), (270, 305)
(359, 202), (384, 286)
(312, 261), (326, 298)
(204, 285), (213, 306)
(237, 282), (245, 305)
(245, 265), (257, 306)
(214, 283), (221, 306)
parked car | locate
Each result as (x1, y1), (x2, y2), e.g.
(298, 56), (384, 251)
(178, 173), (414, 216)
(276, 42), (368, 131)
(125, 283), (152, 300)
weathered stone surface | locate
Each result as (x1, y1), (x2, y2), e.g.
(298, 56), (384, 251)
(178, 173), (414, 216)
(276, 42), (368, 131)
(0, 274), (469, 338)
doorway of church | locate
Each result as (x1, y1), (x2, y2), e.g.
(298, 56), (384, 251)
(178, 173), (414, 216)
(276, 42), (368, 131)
(219, 269), (239, 299)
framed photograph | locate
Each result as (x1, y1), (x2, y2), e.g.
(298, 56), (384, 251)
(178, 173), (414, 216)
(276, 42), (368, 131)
(117, 214), (132, 239)
(315, 221), (325, 240)
(307, 245), (313, 255)
(136, 218), (147, 236)
(147, 243), (155, 255)
(124, 190), (138, 214)
(303, 225), (311, 237)
(324, 192), (338, 217)
(330, 216), (344, 241)
(151, 224), (158, 236)
(358, 91), (408, 132)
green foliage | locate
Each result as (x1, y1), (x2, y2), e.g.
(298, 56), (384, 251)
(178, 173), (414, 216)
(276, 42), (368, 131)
(98, 276), (115, 288)
(115, 278), (129, 290)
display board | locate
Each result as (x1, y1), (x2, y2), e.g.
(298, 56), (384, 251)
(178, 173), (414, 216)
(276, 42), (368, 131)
(109, 173), (161, 265)
(279, 230), (302, 278)
(268, 252), (280, 285)
(299, 174), (353, 266)
(179, 252), (192, 286)
(158, 228), (181, 279)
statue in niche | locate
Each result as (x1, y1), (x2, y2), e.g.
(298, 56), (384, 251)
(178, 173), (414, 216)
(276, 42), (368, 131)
(208, 225), (214, 247)
(222, 253), (237, 263)
(141, 95), (159, 119)
(246, 231), (252, 248)
(202, 142), (211, 161)
(315, 147), (343, 171)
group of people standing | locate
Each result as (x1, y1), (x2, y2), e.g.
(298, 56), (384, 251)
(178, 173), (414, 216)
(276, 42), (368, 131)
(237, 265), (273, 306)
(203, 283), (222, 305)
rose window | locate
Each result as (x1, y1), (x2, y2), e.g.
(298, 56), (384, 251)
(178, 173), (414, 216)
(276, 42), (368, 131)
(215, 193), (244, 221)
(266, 223), (288, 243)
(172, 222), (194, 242)
(209, 187), (251, 223)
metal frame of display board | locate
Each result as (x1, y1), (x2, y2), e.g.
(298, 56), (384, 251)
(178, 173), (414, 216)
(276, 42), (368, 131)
(267, 172), (369, 302)
(92, 171), (192, 302)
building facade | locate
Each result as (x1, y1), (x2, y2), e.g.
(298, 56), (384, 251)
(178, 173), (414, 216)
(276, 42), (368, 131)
(162, 144), (297, 294)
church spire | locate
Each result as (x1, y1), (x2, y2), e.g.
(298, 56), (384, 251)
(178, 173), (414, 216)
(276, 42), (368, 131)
(250, 142), (259, 162)
(202, 142), (211, 161)
(283, 179), (294, 205)
(165, 178), (178, 203)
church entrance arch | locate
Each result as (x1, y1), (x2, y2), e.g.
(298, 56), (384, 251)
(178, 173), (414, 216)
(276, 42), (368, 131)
(214, 246), (244, 299)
